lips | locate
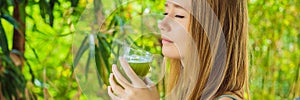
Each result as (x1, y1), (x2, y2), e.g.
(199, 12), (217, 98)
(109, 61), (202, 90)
(161, 37), (174, 44)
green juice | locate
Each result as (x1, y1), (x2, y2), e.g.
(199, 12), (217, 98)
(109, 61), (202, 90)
(118, 48), (152, 81)
(115, 61), (150, 87)
(128, 61), (151, 78)
(116, 60), (151, 82)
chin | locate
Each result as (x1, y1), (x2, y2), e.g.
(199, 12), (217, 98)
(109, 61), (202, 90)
(162, 44), (181, 59)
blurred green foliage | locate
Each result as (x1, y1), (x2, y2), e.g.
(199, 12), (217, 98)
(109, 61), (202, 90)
(1, 0), (86, 99)
(248, 0), (300, 99)
(0, 0), (299, 99)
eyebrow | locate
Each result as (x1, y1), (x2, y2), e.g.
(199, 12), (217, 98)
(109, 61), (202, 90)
(165, 1), (186, 10)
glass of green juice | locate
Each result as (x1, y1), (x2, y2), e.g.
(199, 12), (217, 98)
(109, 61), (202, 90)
(114, 40), (165, 88)
(119, 47), (153, 80)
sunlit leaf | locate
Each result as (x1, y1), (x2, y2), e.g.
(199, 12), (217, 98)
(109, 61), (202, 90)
(1, 14), (23, 34)
(0, 19), (9, 56)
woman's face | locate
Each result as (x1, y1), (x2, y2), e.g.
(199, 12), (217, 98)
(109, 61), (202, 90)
(158, 1), (191, 59)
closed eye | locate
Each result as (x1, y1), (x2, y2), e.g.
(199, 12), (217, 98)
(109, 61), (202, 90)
(175, 15), (185, 18)
(163, 13), (185, 18)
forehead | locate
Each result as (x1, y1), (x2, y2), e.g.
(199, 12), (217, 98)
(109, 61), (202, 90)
(166, 0), (191, 12)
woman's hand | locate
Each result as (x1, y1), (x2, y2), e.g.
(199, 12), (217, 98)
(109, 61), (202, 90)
(107, 58), (160, 100)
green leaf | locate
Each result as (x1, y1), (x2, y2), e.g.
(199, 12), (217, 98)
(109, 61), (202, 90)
(84, 50), (91, 80)
(73, 35), (89, 69)
(25, 60), (35, 84)
(95, 34), (112, 85)
(71, 0), (79, 7)
(98, 37), (110, 71)
(1, 56), (14, 67)
(49, 0), (55, 26)
(0, 19), (9, 56)
(1, 14), (23, 33)
(95, 43), (108, 85)
(28, 45), (41, 64)
(84, 34), (96, 80)
(0, 0), (12, 14)
(39, 0), (48, 20)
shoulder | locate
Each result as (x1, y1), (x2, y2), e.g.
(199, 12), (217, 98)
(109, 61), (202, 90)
(216, 94), (240, 100)
(218, 97), (236, 100)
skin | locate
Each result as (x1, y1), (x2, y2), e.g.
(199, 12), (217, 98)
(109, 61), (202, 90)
(159, 1), (191, 59)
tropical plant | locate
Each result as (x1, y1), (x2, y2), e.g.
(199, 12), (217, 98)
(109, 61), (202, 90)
(0, 0), (85, 99)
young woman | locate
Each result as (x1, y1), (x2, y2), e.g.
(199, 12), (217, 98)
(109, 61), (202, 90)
(108, 0), (249, 100)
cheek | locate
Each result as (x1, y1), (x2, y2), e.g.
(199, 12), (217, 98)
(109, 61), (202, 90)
(169, 20), (190, 43)
(163, 22), (189, 59)
(162, 44), (181, 59)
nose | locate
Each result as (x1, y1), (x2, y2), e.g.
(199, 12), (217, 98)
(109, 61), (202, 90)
(158, 17), (171, 32)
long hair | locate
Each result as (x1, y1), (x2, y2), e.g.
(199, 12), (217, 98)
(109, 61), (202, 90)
(166, 0), (249, 99)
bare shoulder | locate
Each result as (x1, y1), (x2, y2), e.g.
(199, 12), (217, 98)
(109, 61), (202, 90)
(216, 94), (242, 100)
(218, 97), (236, 100)
(218, 96), (241, 100)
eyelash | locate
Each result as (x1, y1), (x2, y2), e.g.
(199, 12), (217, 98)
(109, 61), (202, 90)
(175, 15), (185, 18)
(163, 13), (185, 18)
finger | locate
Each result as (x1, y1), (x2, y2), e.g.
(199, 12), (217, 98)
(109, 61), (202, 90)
(119, 57), (147, 87)
(144, 77), (157, 92)
(112, 64), (131, 89)
(109, 73), (125, 95)
(144, 77), (155, 87)
(108, 86), (121, 100)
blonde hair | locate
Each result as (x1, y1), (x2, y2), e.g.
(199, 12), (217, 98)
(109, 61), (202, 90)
(166, 0), (249, 99)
